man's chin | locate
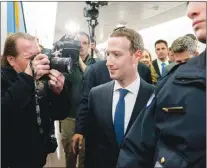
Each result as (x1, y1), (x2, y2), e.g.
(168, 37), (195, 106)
(109, 73), (118, 80)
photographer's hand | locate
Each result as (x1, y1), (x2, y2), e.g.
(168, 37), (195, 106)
(48, 69), (65, 95)
(25, 54), (50, 80)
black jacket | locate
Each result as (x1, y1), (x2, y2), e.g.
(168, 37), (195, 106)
(1, 67), (70, 167)
(75, 60), (152, 134)
(117, 50), (206, 168)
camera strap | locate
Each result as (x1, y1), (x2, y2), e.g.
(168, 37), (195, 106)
(29, 60), (44, 135)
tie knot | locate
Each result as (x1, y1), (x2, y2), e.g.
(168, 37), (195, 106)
(161, 62), (166, 66)
(119, 89), (128, 98)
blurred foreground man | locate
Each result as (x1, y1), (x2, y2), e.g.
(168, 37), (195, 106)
(117, 2), (206, 168)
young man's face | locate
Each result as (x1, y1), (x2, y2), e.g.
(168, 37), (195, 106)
(187, 2), (206, 43)
(106, 36), (141, 81)
(155, 42), (169, 60)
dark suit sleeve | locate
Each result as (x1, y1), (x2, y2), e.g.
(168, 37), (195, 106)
(145, 66), (153, 84)
(117, 93), (158, 168)
(75, 65), (97, 134)
(84, 89), (98, 168)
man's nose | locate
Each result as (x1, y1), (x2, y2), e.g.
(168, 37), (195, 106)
(106, 56), (113, 66)
(187, 2), (199, 19)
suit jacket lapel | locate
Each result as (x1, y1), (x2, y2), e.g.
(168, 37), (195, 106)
(125, 79), (147, 135)
(101, 81), (118, 147)
(154, 60), (161, 77)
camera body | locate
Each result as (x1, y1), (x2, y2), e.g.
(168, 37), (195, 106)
(84, 1), (108, 19)
(41, 36), (81, 74)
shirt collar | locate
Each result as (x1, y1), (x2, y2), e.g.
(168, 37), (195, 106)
(114, 74), (140, 94)
(157, 58), (169, 65)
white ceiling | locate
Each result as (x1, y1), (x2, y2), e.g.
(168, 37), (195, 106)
(54, 2), (187, 44)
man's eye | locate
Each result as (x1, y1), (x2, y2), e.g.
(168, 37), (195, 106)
(115, 53), (121, 57)
(105, 52), (109, 56)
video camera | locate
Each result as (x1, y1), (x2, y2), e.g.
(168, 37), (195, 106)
(84, 1), (108, 20)
(84, 1), (108, 58)
(41, 35), (80, 74)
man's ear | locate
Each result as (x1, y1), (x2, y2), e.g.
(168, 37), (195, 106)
(134, 50), (143, 62)
(195, 51), (199, 56)
(6, 56), (15, 66)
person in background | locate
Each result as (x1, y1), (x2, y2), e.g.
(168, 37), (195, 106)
(168, 47), (175, 62)
(60, 31), (95, 168)
(1, 32), (70, 167)
(165, 35), (198, 74)
(171, 35), (198, 63)
(140, 49), (158, 84)
(152, 39), (171, 80)
(185, 33), (200, 56)
(90, 40), (105, 60)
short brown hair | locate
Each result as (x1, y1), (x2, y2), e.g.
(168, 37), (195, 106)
(1, 32), (35, 67)
(155, 39), (168, 48)
(110, 27), (144, 53)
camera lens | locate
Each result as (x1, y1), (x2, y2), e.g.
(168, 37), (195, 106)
(50, 57), (72, 73)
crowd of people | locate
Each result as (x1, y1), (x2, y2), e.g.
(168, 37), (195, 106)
(1, 1), (206, 168)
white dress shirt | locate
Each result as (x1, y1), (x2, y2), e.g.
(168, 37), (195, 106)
(112, 75), (140, 133)
(157, 59), (169, 75)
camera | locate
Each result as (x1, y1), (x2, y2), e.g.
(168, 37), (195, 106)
(41, 35), (81, 74)
(84, 1), (108, 58)
(84, 1), (108, 20)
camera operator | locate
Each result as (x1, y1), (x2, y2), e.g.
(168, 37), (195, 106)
(1, 32), (70, 168)
(61, 31), (95, 168)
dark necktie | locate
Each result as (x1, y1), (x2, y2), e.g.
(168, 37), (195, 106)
(114, 88), (129, 145)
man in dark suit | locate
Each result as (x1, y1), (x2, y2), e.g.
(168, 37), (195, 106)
(71, 58), (152, 152)
(152, 39), (171, 80)
(83, 27), (154, 168)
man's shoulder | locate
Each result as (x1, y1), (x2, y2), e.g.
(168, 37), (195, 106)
(165, 62), (177, 73)
(90, 80), (114, 94)
(152, 59), (157, 64)
(93, 60), (107, 68)
(140, 78), (155, 90)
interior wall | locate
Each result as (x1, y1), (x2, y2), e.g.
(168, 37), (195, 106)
(23, 2), (57, 48)
(139, 16), (206, 60)
(97, 16), (206, 60)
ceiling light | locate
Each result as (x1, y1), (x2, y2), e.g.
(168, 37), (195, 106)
(65, 20), (80, 34)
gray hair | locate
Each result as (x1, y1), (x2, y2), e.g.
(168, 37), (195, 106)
(171, 36), (197, 55)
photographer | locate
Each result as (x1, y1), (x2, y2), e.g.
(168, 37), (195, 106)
(61, 31), (95, 168)
(1, 32), (70, 167)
